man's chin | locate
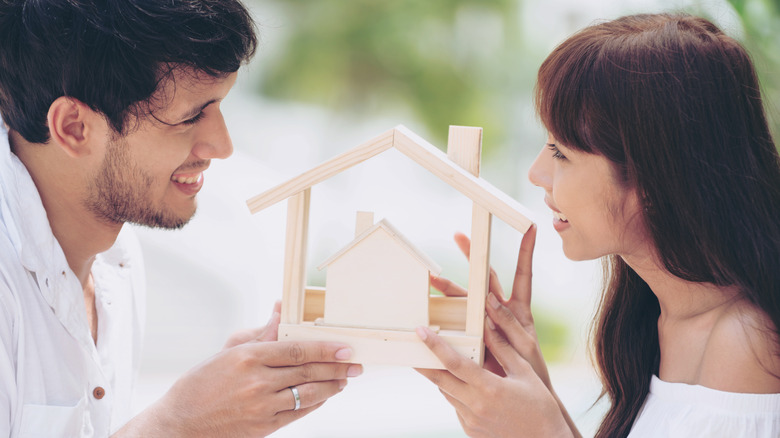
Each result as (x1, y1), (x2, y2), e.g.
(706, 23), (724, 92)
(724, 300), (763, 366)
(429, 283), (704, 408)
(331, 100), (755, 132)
(130, 208), (196, 230)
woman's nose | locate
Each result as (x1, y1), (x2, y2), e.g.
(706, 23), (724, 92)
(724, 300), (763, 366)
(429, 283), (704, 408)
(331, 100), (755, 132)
(528, 147), (552, 189)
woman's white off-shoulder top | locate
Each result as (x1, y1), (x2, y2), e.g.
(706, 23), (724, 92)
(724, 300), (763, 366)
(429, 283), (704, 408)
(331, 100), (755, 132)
(628, 375), (780, 437)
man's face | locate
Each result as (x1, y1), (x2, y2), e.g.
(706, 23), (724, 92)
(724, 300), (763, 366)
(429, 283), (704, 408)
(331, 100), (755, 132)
(84, 71), (238, 229)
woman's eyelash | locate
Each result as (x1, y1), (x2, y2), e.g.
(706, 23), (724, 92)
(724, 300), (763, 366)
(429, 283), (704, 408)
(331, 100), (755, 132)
(181, 112), (205, 125)
(546, 143), (567, 160)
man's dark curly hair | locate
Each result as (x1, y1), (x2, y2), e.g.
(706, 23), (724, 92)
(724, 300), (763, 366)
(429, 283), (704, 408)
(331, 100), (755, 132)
(0, 0), (258, 143)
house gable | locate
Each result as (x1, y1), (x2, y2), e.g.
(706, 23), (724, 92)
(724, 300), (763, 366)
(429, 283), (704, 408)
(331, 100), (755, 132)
(322, 226), (431, 330)
(318, 218), (442, 276)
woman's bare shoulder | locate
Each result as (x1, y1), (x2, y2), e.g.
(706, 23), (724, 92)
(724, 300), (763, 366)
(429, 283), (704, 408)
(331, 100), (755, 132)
(699, 300), (780, 393)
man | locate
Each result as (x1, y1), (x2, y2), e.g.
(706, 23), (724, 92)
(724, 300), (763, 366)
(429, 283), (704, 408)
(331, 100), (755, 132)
(0, 1), (361, 436)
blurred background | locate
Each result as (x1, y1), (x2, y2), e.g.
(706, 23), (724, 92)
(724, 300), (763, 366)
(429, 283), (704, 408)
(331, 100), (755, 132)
(131, 0), (779, 436)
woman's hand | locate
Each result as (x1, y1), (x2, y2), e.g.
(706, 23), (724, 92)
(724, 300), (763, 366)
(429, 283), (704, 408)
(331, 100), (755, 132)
(419, 225), (580, 437)
(416, 325), (572, 438)
(430, 225), (551, 386)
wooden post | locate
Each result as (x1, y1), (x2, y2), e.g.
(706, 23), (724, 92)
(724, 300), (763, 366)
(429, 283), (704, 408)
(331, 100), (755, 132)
(446, 126), (491, 340)
(466, 206), (491, 337)
(447, 126), (482, 177)
(281, 188), (311, 324)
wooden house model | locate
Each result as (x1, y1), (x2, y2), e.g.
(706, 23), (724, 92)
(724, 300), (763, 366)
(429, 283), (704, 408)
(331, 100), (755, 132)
(246, 125), (533, 368)
(318, 211), (442, 331)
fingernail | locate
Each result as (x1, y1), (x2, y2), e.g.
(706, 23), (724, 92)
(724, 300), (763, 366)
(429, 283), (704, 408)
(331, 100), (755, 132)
(335, 348), (352, 361)
(339, 379), (348, 390)
(347, 364), (363, 377)
(486, 315), (496, 330)
(488, 293), (500, 309)
(416, 326), (428, 341)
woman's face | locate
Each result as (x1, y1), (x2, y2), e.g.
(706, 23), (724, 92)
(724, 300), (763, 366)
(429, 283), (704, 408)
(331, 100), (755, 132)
(527, 135), (647, 261)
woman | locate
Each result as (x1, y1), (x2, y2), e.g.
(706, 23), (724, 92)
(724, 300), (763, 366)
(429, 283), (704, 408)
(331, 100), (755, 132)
(417, 13), (780, 437)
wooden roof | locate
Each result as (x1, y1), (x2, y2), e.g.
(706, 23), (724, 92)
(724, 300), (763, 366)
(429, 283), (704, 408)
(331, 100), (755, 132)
(246, 125), (534, 233)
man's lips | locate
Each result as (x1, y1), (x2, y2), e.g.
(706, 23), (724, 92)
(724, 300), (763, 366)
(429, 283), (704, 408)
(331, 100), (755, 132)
(171, 172), (203, 184)
(171, 170), (205, 196)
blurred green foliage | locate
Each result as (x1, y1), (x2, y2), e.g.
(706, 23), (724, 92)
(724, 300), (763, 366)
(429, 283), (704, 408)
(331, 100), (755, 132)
(723, 0), (780, 143)
(256, 0), (779, 149)
(256, 0), (527, 150)
(533, 307), (570, 362)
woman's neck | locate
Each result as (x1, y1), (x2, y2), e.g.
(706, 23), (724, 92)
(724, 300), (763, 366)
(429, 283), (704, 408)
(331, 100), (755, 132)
(621, 250), (740, 322)
(619, 249), (762, 388)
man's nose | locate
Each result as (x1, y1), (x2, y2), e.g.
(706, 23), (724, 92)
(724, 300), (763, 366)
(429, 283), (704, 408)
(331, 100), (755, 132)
(192, 111), (233, 160)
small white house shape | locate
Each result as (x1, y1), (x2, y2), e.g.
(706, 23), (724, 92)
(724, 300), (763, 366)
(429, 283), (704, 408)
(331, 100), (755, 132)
(318, 212), (442, 331)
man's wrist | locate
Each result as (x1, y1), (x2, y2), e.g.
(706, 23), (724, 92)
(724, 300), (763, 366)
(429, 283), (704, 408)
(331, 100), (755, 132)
(112, 399), (181, 438)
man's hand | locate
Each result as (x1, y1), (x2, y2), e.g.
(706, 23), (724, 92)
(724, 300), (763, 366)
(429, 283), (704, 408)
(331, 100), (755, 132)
(115, 304), (362, 437)
(222, 301), (282, 349)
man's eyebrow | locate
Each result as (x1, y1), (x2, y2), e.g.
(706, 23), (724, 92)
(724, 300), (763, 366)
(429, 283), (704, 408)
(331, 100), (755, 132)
(177, 98), (220, 121)
(154, 98), (221, 126)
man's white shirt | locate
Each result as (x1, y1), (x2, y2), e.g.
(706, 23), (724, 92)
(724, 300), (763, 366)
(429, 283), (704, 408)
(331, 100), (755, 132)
(0, 126), (146, 437)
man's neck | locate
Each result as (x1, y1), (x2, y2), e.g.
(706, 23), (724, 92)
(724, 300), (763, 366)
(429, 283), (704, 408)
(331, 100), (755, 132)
(10, 130), (122, 287)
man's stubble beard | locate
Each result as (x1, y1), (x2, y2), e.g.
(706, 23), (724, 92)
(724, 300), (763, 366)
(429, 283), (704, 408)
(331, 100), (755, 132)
(84, 137), (195, 230)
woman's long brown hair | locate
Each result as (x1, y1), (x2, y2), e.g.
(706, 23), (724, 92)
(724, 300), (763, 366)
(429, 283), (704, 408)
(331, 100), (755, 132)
(534, 13), (780, 437)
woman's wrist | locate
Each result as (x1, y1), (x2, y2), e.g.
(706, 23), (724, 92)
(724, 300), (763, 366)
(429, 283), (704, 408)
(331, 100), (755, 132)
(550, 389), (582, 438)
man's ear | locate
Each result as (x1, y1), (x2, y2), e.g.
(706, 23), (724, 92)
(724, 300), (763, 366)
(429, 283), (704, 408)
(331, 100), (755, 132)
(46, 96), (103, 157)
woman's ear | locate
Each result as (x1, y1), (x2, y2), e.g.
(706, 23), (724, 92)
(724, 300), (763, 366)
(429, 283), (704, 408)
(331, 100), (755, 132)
(46, 96), (102, 157)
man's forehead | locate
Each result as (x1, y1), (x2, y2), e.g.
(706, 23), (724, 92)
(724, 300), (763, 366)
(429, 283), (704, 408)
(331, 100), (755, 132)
(151, 70), (237, 117)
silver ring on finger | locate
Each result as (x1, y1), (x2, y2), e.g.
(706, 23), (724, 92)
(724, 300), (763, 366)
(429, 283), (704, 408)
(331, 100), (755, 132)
(290, 385), (301, 411)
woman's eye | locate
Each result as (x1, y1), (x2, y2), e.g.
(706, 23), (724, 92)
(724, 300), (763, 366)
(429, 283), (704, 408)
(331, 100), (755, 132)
(546, 143), (567, 160)
(181, 112), (205, 125)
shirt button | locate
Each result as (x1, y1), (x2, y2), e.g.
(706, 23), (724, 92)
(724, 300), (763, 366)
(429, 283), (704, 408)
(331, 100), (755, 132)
(93, 386), (105, 400)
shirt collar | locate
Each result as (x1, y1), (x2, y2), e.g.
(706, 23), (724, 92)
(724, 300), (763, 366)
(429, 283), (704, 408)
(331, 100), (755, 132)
(1, 126), (66, 274)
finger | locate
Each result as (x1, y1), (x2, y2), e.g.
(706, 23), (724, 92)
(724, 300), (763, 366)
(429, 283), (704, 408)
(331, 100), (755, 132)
(431, 274), (467, 297)
(481, 348), (507, 377)
(440, 389), (471, 415)
(487, 266), (504, 298)
(439, 391), (488, 438)
(483, 314), (534, 378)
(224, 302), (283, 348)
(454, 234), (504, 298)
(271, 362), (363, 391)
(439, 389), (478, 426)
(508, 224), (537, 320)
(250, 341), (353, 367)
(415, 368), (467, 400)
(256, 307), (281, 342)
(416, 327), (481, 384)
(453, 232), (471, 258)
(275, 379), (347, 414)
(487, 293), (538, 359)
(272, 400), (326, 428)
